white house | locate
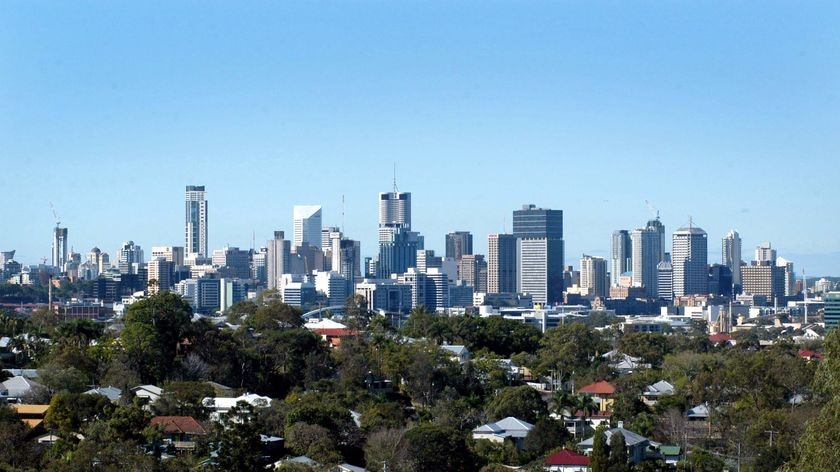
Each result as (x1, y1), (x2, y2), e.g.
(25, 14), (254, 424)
(0, 376), (44, 403)
(131, 384), (163, 404)
(641, 380), (676, 405)
(440, 344), (470, 364)
(202, 392), (272, 421)
(472, 416), (534, 449)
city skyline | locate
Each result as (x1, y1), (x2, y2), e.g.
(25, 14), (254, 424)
(2, 2), (839, 275)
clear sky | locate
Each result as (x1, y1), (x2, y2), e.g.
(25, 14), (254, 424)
(2, 1), (839, 275)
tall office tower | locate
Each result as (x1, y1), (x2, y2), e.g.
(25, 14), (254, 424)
(151, 246), (185, 266)
(742, 261), (786, 303)
(646, 217), (666, 262)
(117, 241), (144, 274)
(513, 204), (564, 305)
(657, 261), (674, 301)
(610, 230), (632, 287)
(147, 257), (173, 293)
(580, 254), (608, 298)
(252, 248), (267, 284)
(378, 191), (411, 242)
(722, 230), (742, 289)
(213, 246), (251, 279)
(775, 257), (796, 297)
(425, 268), (450, 311)
(330, 231), (361, 296)
(487, 234), (517, 294)
(266, 231), (291, 290)
(293, 205), (323, 250)
(314, 271), (349, 306)
(322, 226), (340, 253)
(824, 292), (840, 329)
(708, 264), (733, 298)
(445, 231), (473, 261)
(755, 242), (777, 264)
(185, 185), (208, 257)
(672, 226), (709, 297)
(416, 249), (442, 274)
(631, 227), (661, 298)
(52, 227), (68, 270)
(458, 254), (487, 291)
(378, 228), (424, 278)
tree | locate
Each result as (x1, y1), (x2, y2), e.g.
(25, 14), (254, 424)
(246, 300), (303, 330)
(120, 292), (193, 383)
(617, 332), (670, 368)
(485, 385), (548, 423)
(590, 426), (610, 472)
(537, 322), (607, 386)
(404, 424), (475, 472)
(45, 392), (115, 437)
(522, 418), (571, 458)
(214, 402), (263, 472)
(364, 427), (410, 472)
(608, 431), (630, 472)
(285, 422), (342, 465)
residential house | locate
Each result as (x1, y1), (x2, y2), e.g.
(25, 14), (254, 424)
(544, 449), (590, 471)
(472, 416), (534, 449)
(798, 349), (824, 362)
(658, 445), (682, 465)
(560, 410), (612, 438)
(708, 333), (735, 346)
(602, 349), (649, 375)
(578, 423), (655, 464)
(577, 380), (616, 412)
(305, 318), (358, 348)
(132, 384), (163, 404)
(441, 344), (471, 364)
(1, 376), (44, 403)
(10, 404), (49, 430)
(150, 416), (209, 452)
(641, 380), (676, 406)
(333, 464), (368, 472)
(84, 386), (122, 403)
(202, 392), (272, 421)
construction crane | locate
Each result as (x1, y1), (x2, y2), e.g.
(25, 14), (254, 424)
(49, 202), (61, 227)
(644, 200), (659, 219)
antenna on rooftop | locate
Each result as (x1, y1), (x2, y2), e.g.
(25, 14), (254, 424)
(392, 163), (398, 193)
(342, 194), (346, 233)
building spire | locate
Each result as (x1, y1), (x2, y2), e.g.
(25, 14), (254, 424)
(392, 162), (398, 193)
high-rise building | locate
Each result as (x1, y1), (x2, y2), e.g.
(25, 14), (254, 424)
(151, 246), (185, 266)
(212, 246), (251, 279)
(646, 217), (666, 262)
(487, 233), (517, 294)
(657, 261), (674, 301)
(824, 292), (840, 329)
(722, 230), (742, 289)
(513, 204), (564, 305)
(330, 230), (361, 296)
(708, 264), (733, 298)
(458, 254), (487, 292)
(117, 241), (144, 275)
(378, 228), (423, 278)
(252, 248), (267, 284)
(52, 227), (68, 271)
(742, 261), (786, 304)
(631, 227), (660, 298)
(672, 226), (708, 297)
(293, 205), (323, 250)
(185, 185), (208, 257)
(445, 231), (473, 261)
(266, 231), (290, 290)
(378, 191), (411, 242)
(776, 257), (796, 297)
(755, 242), (776, 264)
(580, 254), (608, 298)
(611, 230), (632, 287)
(416, 249), (442, 274)
(147, 257), (173, 293)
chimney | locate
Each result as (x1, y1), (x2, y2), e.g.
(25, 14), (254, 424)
(617, 421), (624, 428)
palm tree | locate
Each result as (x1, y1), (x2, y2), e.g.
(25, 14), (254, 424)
(575, 394), (599, 417)
(551, 390), (577, 416)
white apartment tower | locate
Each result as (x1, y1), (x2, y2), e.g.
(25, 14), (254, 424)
(580, 254), (608, 298)
(631, 227), (661, 298)
(672, 226), (708, 297)
(293, 205), (323, 249)
(185, 185), (208, 257)
(378, 191), (411, 242)
(722, 230), (742, 287)
(267, 231), (291, 290)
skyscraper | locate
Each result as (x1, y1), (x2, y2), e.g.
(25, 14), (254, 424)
(580, 254), (608, 299)
(646, 216), (666, 262)
(458, 254), (487, 292)
(378, 228), (424, 278)
(117, 241), (144, 275)
(610, 230), (632, 287)
(487, 233), (517, 294)
(631, 227), (660, 298)
(513, 204), (564, 305)
(672, 226), (708, 297)
(147, 257), (173, 293)
(657, 261), (674, 301)
(267, 231), (291, 290)
(722, 230), (742, 289)
(52, 226), (68, 271)
(378, 191), (411, 241)
(293, 205), (323, 249)
(755, 242), (777, 264)
(445, 231), (473, 261)
(185, 185), (208, 257)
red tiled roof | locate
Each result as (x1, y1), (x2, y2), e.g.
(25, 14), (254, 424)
(545, 449), (590, 466)
(708, 333), (733, 343)
(313, 328), (358, 337)
(578, 380), (615, 395)
(150, 416), (208, 435)
(798, 349), (824, 360)
(573, 410), (612, 418)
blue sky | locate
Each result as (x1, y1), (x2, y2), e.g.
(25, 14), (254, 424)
(2, 1), (839, 275)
